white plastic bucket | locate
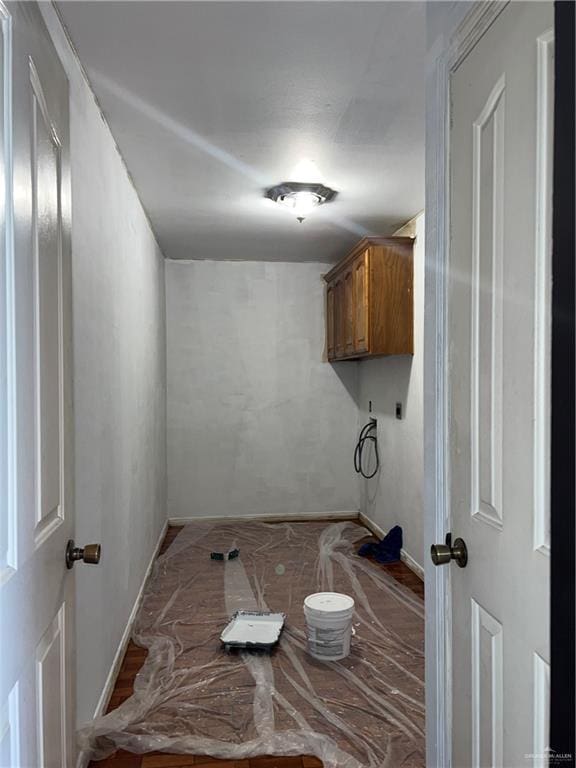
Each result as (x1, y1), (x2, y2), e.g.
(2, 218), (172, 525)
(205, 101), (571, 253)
(303, 592), (355, 661)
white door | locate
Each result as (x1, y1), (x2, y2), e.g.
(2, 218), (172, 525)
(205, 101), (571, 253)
(0, 3), (75, 767)
(448, 2), (553, 766)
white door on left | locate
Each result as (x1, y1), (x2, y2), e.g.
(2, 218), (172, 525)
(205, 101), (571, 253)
(0, 3), (75, 766)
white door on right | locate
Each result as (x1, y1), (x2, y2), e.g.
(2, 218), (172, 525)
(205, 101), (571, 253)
(449, 3), (553, 766)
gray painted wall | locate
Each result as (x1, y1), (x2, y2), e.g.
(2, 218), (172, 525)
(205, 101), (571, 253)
(40, 6), (167, 727)
(358, 214), (425, 567)
(426, 1), (470, 50)
(166, 260), (359, 520)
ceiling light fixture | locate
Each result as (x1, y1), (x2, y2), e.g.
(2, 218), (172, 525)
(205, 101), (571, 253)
(264, 182), (337, 223)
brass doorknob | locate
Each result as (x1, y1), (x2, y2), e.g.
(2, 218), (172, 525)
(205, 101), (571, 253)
(66, 540), (101, 569)
(430, 533), (468, 568)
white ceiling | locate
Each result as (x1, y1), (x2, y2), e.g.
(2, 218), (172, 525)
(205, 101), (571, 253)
(58, 1), (426, 262)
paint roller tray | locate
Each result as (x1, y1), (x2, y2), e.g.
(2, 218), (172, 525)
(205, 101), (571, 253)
(220, 610), (286, 651)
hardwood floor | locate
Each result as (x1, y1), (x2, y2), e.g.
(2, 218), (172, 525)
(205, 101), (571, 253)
(89, 524), (424, 768)
(93, 750), (322, 768)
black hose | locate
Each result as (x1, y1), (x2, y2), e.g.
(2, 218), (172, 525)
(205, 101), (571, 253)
(354, 419), (380, 479)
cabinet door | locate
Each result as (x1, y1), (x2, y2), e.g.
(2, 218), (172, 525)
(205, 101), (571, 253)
(326, 282), (335, 359)
(354, 251), (369, 353)
(343, 268), (354, 355)
(334, 279), (345, 358)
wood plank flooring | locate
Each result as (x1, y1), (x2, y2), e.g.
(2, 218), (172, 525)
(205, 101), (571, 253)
(89, 524), (424, 768)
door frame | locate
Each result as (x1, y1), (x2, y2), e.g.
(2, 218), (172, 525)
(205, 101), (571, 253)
(424, 3), (513, 765)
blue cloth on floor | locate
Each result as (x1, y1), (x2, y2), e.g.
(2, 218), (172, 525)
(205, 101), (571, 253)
(358, 525), (403, 563)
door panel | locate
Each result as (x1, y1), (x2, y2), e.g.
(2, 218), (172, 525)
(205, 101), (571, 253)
(0, 684), (19, 768)
(32, 60), (64, 543)
(0, 4), (73, 767)
(532, 652), (550, 767)
(470, 76), (504, 532)
(533, 28), (554, 558)
(449, 3), (552, 766)
(326, 282), (335, 359)
(343, 268), (354, 355)
(334, 278), (344, 358)
(36, 608), (66, 768)
(353, 251), (369, 353)
(471, 599), (503, 767)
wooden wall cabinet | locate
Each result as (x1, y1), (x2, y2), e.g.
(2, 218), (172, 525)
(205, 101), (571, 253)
(324, 237), (414, 361)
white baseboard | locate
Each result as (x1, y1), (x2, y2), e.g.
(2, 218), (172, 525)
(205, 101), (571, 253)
(168, 510), (360, 525)
(93, 519), (168, 717)
(399, 548), (425, 581)
(358, 511), (386, 539)
(358, 511), (424, 581)
(76, 519), (169, 768)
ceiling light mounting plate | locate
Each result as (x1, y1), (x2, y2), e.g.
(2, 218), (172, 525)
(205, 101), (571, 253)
(265, 181), (337, 223)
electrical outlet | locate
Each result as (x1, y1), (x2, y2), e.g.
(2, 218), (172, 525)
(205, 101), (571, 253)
(395, 402), (403, 420)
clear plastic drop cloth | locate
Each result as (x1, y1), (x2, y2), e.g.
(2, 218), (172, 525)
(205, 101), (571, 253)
(80, 521), (425, 767)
